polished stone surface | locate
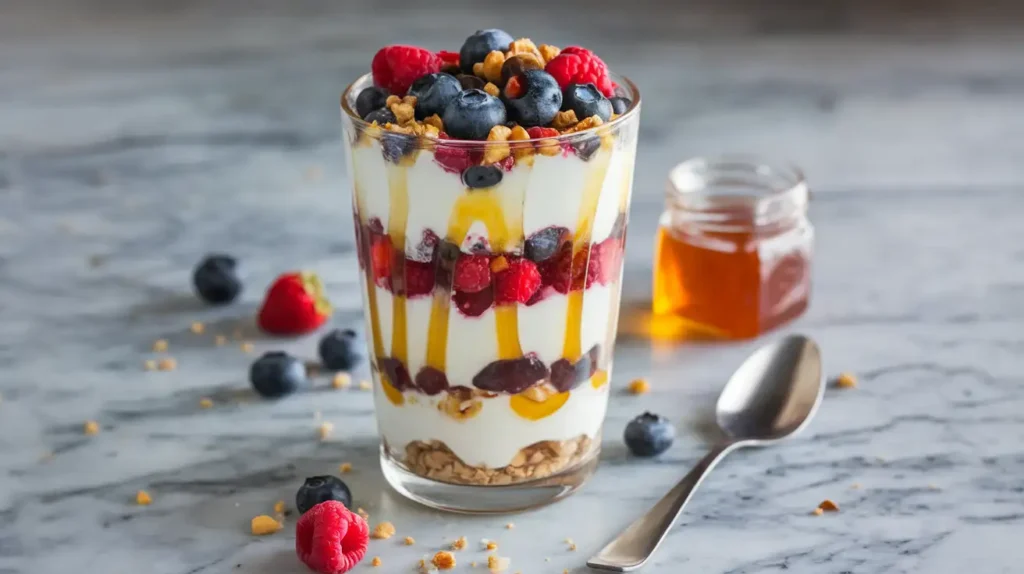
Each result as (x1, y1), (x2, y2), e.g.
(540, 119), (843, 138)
(2, 1), (1023, 573)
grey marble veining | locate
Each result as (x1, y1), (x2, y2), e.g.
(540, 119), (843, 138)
(2, 1), (1024, 573)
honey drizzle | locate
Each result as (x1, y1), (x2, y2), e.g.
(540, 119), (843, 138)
(386, 164), (410, 367)
(561, 148), (612, 362)
(352, 174), (385, 358)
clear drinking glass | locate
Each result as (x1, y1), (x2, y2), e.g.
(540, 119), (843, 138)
(341, 73), (641, 512)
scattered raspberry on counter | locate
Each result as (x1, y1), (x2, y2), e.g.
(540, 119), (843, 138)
(251, 515), (282, 535)
(135, 490), (152, 506)
(257, 272), (332, 336)
(295, 500), (369, 574)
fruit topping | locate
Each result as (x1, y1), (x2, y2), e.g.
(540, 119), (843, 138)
(442, 89), (507, 141)
(380, 132), (417, 163)
(369, 235), (393, 285)
(355, 87), (390, 119)
(544, 46), (614, 97)
(296, 476), (354, 514)
(404, 259), (436, 297)
(192, 254), (242, 305)
(407, 73), (461, 120)
(371, 45), (441, 96)
(472, 355), (549, 394)
(459, 29), (515, 73)
(363, 107), (395, 125)
(452, 254), (492, 293)
(318, 329), (361, 371)
(295, 500), (369, 574)
(504, 70), (563, 128)
(249, 351), (309, 398)
(456, 74), (486, 90)
(462, 165), (503, 189)
(257, 272), (331, 335)
(501, 54), (545, 85)
(378, 357), (413, 391)
(493, 257), (541, 304)
(550, 354), (591, 392)
(624, 412), (676, 457)
(570, 136), (602, 161)
(609, 96), (632, 115)
(562, 83), (613, 122)
(433, 134), (475, 174)
(524, 226), (568, 263)
(437, 50), (461, 71)
(452, 286), (494, 317)
(414, 367), (450, 396)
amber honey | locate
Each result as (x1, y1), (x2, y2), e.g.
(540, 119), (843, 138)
(652, 158), (812, 340)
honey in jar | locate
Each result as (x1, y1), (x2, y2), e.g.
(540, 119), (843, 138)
(652, 157), (812, 340)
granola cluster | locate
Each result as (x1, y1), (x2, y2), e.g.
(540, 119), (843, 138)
(402, 435), (594, 485)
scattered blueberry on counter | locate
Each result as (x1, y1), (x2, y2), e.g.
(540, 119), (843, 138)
(624, 412), (676, 457)
(249, 351), (309, 398)
(296, 475), (353, 514)
(318, 328), (362, 371)
(192, 254), (242, 305)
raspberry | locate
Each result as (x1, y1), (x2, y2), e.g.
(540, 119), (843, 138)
(453, 286), (494, 317)
(404, 259), (435, 297)
(369, 235), (393, 286)
(544, 46), (614, 97)
(538, 245), (572, 293)
(437, 50), (460, 68)
(538, 245), (602, 292)
(526, 126), (559, 139)
(295, 500), (369, 574)
(433, 134), (474, 174)
(371, 45), (441, 96)
(453, 254), (491, 293)
(494, 258), (541, 304)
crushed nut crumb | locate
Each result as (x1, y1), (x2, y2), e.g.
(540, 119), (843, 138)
(144, 359), (157, 371)
(485, 541), (498, 551)
(835, 372), (857, 388)
(451, 536), (467, 551)
(812, 507), (824, 516)
(372, 521), (396, 539)
(318, 422), (333, 440)
(199, 398), (214, 409)
(339, 462), (353, 474)
(84, 420), (100, 435)
(357, 507), (370, 521)
(551, 109), (578, 130)
(370, 557), (382, 567)
(273, 500), (286, 514)
(152, 339), (168, 352)
(214, 335), (227, 346)
(487, 555), (510, 573)
(359, 380), (372, 391)
(627, 378), (650, 395)
(332, 373), (352, 389)
(136, 490), (152, 505)
(539, 44), (561, 63)
(818, 499), (839, 512)
(404, 536), (415, 545)
(157, 358), (177, 371)
(190, 321), (205, 334)
(491, 256), (509, 274)
(505, 522), (515, 530)
(240, 342), (254, 353)
(250, 515), (282, 535)
(850, 483), (861, 489)
(432, 551), (456, 570)
(483, 82), (500, 97)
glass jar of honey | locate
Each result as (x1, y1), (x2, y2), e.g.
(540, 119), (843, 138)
(652, 157), (812, 340)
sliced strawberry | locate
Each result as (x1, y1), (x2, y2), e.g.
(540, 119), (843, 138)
(257, 272), (331, 335)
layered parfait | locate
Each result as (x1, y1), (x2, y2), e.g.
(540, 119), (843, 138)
(341, 29), (640, 486)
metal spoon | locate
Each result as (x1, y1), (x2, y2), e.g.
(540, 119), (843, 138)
(587, 334), (824, 572)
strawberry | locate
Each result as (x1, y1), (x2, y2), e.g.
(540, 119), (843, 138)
(545, 46), (615, 97)
(371, 45), (441, 95)
(257, 272), (332, 336)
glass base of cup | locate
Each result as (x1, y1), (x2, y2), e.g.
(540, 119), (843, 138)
(379, 444), (600, 514)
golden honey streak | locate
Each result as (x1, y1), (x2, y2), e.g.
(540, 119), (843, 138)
(352, 176), (385, 358)
(561, 148), (613, 361)
(386, 164), (410, 367)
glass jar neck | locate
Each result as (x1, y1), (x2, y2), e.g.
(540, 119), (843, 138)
(665, 157), (808, 233)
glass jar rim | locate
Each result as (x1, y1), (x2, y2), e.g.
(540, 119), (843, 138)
(666, 155), (808, 229)
(340, 72), (641, 146)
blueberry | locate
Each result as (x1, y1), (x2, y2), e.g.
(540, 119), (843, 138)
(609, 96), (632, 115)
(408, 73), (461, 120)
(355, 86), (389, 119)
(550, 355), (590, 392)
(296, 475), (352, 514)
(318, 328), (361, 370)
(378, 357), (413, 391)
(562, 83), (613, 123)
(415, 366), (449, 396)
(456, 74), (486, 91)
(462, 165), (503, 189)
(571, 137), (602, 161)
(249, 351), (309, 398)
(381, 132), (417, 163)
(192, 254), (242, 304)
(472, 355), (549, 394)
(459, 28), (515, 73)
(442, 89), (507, 141)
(504, 70), (562, 128)
(624, 412), (676, 457)
(524, 226), (568, 263)
(363, 107), (396, 125)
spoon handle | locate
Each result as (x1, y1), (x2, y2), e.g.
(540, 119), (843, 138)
(586, 441), (739, 572)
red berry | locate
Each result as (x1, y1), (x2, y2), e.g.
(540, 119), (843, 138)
(538, 245), (572, 294)
(433, 134), (474, 174)
(526, 126), (559, 139)
(295, 500), (368, 574)
(371, 45), (441, 95)
(369, 235), (393, 286)
(494, 258), (542, 304)
(404, 259), (435, 297)
(544, 46), (614, 97)
(437, 50), (460, 68)
(574, 247), (601, 289)
(453, 286), (494, 317)
(453, 254), (491, 293)
(257, 272), (332, 336)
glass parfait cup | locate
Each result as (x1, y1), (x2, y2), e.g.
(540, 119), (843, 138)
(341, 73), (641, 513)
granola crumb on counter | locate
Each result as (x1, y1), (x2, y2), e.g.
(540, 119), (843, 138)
(250, 515), (282, 535)
(818, 499), (840, 512)
(628, 378), (651, 395)
(199, 398), (214, 409)
(359, 380), (372, 391)
(144, 359), (157, 371)
(835, 372), (857, 388)
(432, 551), (456, 570)
(152, 339), (168, 352)
(136, 490), (152, 505)
(484, 540), (498, 551)
(318, 422), (333, 440)
(404, 536), (416, 545)
(812, 507), (824, 516)
(84, 420), (100, 435)
(332, 373), (352, 389)
(357, 507), (370, 521)
(371, 521), (396, 539)
(339, 462), (353, 474)
(451, 536), (467, 551)
(273, 500), (286, 514)
(850, 483), (861, 489)
(505, 522), (515, 530)
(215, 334), (227, 346)
(370, 557), (382, 567)
(157, 357), (177, 371)
(240, 342), (254, 353)
(190, 321), (205, 334)
(487, 554), (510, 573)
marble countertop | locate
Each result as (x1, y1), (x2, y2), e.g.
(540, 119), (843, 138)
(2, 1), (1023, 573)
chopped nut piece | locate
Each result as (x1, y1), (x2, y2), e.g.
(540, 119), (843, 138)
(390, 102), (416, 125)
(372, 521), (396, 539)
(332, 373), (352, 389)
(404, 536), (416, 545)
(84, 420), (100, 435)
(812, 507), (824, 516)
(928, 483), (941, 491)
(850, 483), (861, 490)
(136, 490), (152, 505)
(506, 38), (543, 62)
(423, 114), (444, 131)
(566, 114), (605, 133)
(240, 342), (254, 353)
(551, 109), (579, 130)
(505, 522), (515, 530)
(628, 378), (650, 395)
(370, 557), (381, 567)
(568, 543), (577, 551)
(451, 536), (467, 551)
(250, 515), (282, 535)
(157, 358), (177, 371)
(152, 339), (168, 352)
(386, 95), (401, 107)
(488, 125), (512, 142)
(539, 44), (561, 63)
(472, 62), (486, 78)
(483, 82), (501, 97)
(339, 462), (353, 474)
(485, 540), (499, 551)
(432, 551), (456, 570)
(214, 335), (227, 346)
(318, 422), (333, 440)
(198, 398), (214, 409)
(491, 256), (509, 273)
(487, 555), (510, 573)
(835, 372), (857, 388)
(273, 500), (286, 514)
(190, 321), (205, 334)
(357, 507), (370, 521)
(143, 359), (157, 371)
(359, 380), (372, 391)
(481, 50), (506, 83)
(818, 499), (839, 512)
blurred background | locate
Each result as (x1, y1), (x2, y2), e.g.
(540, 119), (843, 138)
(5, 0), (1024, 203)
